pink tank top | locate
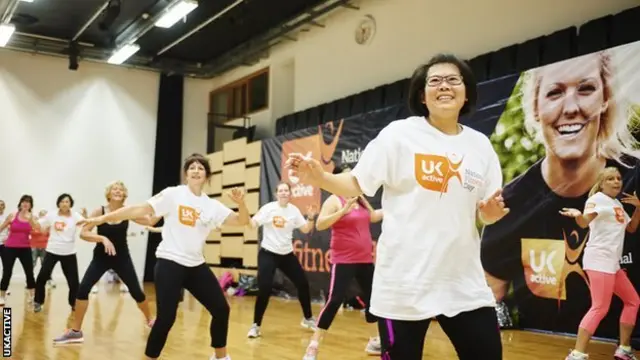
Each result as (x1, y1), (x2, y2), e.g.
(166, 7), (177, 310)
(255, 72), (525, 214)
(329, 197), (374, 264)
(5, 213), (32, 248)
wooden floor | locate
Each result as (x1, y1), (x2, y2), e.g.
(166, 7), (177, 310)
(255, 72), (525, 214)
(2, 282), (623, 359)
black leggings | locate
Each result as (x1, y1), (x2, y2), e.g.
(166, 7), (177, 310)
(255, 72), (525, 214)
(34, 252), (79, 307)
(76, 252), (145, 302)
(145, 258), (230, 358)
(378, 307), (502, 360)
(317, 263), (376, 329)
(1, 247), (36, 291)
(254, 249), (313, 326)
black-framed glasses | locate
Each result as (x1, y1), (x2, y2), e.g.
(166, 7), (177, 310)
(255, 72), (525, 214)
(426, 75), (463, 87)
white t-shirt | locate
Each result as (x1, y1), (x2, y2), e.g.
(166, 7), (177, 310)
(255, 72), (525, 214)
(148, 185), (234, 267)
(351, 116), (502, 321)
(38, 211), (85, 255)
(0, 213), (8, 245)
(252, 201), (307, 255)
(582, 192), (630, 274)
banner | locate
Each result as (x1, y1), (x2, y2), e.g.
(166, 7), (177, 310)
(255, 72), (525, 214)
(259, 40), (640, 340)
(481, 41), (640, 339)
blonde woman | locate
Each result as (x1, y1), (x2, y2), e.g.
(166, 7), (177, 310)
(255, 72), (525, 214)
(560, 167), (640, 360)
(481, 50), (640, 335)
(53, 181), (158, 345)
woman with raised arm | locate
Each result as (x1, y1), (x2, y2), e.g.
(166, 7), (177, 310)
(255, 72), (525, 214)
(53, 181), (154, 345)
(286, 54), (508, 360)
(0, 195), (40, 306)
(76, 153), (248, 360)
(560, 167), (640, 360)
(246, 182), (318, 339)
(303, 164), (384, 359)
(32, 194), (88, 313)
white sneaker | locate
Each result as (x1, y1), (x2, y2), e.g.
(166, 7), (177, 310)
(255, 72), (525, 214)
(365, 336), (382, 355)
(300, 317), (318, 331)
(210, 355), (231, 360)
(303, 341), (319, 360)
(247, 324), (261, 338)
(91, 285), (98, 294)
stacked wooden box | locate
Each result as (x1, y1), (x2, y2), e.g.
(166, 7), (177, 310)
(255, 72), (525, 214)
(203, 137), (261, 280)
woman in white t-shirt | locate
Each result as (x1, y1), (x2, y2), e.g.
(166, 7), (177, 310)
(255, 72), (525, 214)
(78, 153), (250, 360)
(33, 193), (86, 313)
(246, 182), (318, 339)
(560, 167), (640, 360)
(286, 54), (509, 360)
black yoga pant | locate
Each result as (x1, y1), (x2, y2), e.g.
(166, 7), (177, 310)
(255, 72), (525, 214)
(1, 247), (36, 291)
(378, 306), (502, 360)
(145, 258), (230, 358)
(253, 248), (313, 326)
(34, 252), (79, 307)
(76, 253), (145, 302)
(317, 263), (376, 329)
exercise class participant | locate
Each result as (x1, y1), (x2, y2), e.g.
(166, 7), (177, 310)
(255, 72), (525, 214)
(33, 194), (86, 313)
(560, 167), (640, 360)
(0, 195), (39, 306)
(146, 225), (185, 303)
(31, 210), (52, 287)
(76, 153), (250, 360)
(303, 164), (384, 360)
(246, 182), (318, 339)
(53, 181), (155, 345)
(286, 54), (508, 360)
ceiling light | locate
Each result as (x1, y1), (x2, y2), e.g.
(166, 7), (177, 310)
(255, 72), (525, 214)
(19, 0), (34, 2)
(155, 0), (198, 28)
(108, 44), (140, 65)
(0, 24), (16, 47)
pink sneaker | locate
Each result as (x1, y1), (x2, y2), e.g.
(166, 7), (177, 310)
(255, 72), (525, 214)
(615, 346), (638, 360)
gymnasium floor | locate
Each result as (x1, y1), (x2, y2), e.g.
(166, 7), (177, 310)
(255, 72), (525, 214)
(4, 282), (619, 359)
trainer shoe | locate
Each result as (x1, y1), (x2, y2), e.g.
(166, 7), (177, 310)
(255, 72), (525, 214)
(615, 346), (638, 360)
(302, 340), (319, 360)
(300, 317), (318, 331)
(365, 336), (382, 355)
(247, 324), (261, 338)
(53, 329), (84, 344)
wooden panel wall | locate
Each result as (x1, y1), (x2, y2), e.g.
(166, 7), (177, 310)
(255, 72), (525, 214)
(203, 137), (261, 274)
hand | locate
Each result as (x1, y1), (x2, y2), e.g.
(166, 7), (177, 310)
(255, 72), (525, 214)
(284, 153), (326, 187)
(80, 208), (88, 217)
(77, 216), (106, 227)
(622, 192), (640, 207)
(227, 187), (245, 204)
(341, 197), (358, 214)
(559, 208), (582, 218)
(38, 210), (47, 217)
(306, 205), (318, 219)
(100, 237), (117, 256)
(478, 189), (510, 224)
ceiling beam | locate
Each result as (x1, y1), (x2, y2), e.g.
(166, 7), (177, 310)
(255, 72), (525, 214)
(201, 0), (353, 77)
(72, 0), (110, 41)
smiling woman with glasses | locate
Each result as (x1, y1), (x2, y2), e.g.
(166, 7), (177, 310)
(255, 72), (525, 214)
(285, 53), (507, 360)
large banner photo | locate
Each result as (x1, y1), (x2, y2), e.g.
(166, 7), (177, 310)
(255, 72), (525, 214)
(259, 40), (640, 340)
(482, 41), (640, 339)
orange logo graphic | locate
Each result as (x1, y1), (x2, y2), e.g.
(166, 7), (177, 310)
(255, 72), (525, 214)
(614, 207), (625, 224)
(53, 221), (66, 232)
(281, 120), (344, 211)
(521, 229), (588, 302)
(178, 205), (199, 227)
(414, 153), (464, 194)
(272, 216), (286, 228)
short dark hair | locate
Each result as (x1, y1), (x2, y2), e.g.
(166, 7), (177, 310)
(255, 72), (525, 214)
(183, 153), (212, 179)
(407, 53), (477, 118)
(18, 195), (33, 211)
(56, 193), (74, 208)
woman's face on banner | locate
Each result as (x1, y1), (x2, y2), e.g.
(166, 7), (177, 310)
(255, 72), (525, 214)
(536, 54), (605, 161)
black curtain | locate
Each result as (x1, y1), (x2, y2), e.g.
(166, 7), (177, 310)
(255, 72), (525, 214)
(143, 73), (184, 282)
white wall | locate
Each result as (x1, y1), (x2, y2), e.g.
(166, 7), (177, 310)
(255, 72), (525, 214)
(182, 77), (210, 157)
(189, 0), (638, 144)
(0, 50), (159, 284)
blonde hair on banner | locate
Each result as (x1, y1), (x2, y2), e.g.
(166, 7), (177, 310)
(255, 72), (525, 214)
(104, 180), (128, 201)
(521, 50), (640, 167)
(589, 166), (621, 197)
